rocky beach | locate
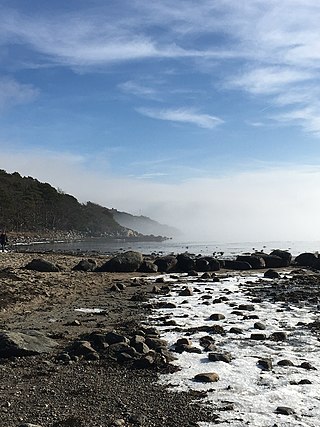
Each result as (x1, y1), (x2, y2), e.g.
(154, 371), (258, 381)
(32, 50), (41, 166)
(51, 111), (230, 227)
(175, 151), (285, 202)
(0, 249), (320, 427)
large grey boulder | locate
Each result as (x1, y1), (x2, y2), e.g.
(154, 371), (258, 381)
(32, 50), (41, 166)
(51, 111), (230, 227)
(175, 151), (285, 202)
(96, 251), (143, 272)
(24, 258), (60, 272)
(0, 330), (58, 358)
(154, 255), (178, 272)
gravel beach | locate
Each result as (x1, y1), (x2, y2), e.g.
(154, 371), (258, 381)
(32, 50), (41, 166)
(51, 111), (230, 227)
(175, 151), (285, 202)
(0, 251), (218, 427)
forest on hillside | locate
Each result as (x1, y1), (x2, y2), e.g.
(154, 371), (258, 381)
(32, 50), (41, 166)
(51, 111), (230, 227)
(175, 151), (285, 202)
(0, 170), (134, 237)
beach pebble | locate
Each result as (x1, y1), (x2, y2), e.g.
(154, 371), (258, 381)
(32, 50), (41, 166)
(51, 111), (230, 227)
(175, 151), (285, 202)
(179, 287), (193, 296)
(229, 327), (243, 334)
(254, 321), (266, 330)
(270, 331), (287, 341)
(264, 269), (280, 279)
(257, 358), (273, 371)
(275, 406), (295, 415)
(250, 333), (267, 340)
(194, 372), (219, 383)
(238, 304), (255, 311)
(300, 361), (317, 370)
(208, 352), (232, 363)
(209, 313), (226, 321)
(277, 359), (294, 366)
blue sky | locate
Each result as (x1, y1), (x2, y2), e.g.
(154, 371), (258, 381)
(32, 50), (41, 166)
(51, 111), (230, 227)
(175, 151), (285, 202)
(1, 0), (320, 241)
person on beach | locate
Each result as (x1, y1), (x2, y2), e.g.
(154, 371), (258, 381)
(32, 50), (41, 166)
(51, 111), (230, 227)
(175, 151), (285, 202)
(0, 231), (8, 252)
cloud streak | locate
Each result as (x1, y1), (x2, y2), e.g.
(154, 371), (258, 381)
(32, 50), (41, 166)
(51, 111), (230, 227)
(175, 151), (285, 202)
(0, 77), (39, 110)
(136, 107), (223, 129)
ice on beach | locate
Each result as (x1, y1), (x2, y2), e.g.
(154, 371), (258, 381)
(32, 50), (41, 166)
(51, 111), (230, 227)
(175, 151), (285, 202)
(148, 273), (320, 427)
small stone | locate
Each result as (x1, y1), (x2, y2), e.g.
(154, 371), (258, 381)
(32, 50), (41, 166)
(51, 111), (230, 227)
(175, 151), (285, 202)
(264, 269), (280, 279)
(250, 333), (267, 340)
(229, 327), (243, 334)
(238, 304), (255, 311)
(258, 358), (273, 371)
(179, 287), (193, 296)
(194, 372), (219, 383)
(270, 331), (287, 341)
(254, 322), (266, 330)
(300, 361), (317, 370)
(275, 406), (295, 415)
(209, 313), (226, 321)
(176, 337), (192, 346)
(208, 352), (232, 363)
(299, 379), (312, 384)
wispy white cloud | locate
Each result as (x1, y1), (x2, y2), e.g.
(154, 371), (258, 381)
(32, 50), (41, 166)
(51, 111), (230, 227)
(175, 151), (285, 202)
(0, 77), (39, 110)
(136, 107), (223, 129)
(118, 81), (160, 99)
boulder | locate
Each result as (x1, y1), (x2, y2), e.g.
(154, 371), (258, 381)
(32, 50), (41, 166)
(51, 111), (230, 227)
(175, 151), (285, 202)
(195, 258), (210, 272)
(154, 256), (178, 272)
(205, 257), (220, 271)
(0, 330), (58, 358)
(270, 249), (292, 264)
(72, 259), (96, 271)
(96, 251), (143, 272)
(224, 260), (252, 270)
(295, 252), (318, 267)
(176, 253), (195, 272)
(138, 260), (158, 273)
(208, 352), (232, 363)
(24, 258), (60, 272)
(236, 255), (266, 269)
(264, 269), (280, 279)
(255, 253), (289, 268)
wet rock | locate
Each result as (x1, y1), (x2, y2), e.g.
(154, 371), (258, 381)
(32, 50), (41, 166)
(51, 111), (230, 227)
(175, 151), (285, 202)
(154, 256), (178, 273)
(209, 313), (226, 321)
(300, 361), (317, 370)
(277, 359), (294, 366)
(179, 287), (193, 296)
(250, 333), (267, 340)
(264, 269), (280, 279)
(145, 337), (168, 350)
(270, 331), (287, 341)
(238, 304), (255, 311)
(270, 250), (292, 265)
(199, 335), (215, 349)
(194, 372), (219, 383)
(208, 352), (232, 363)
(72, 259), (96, 271)
(176, 253), (195, 272)
(295, 252), (318, 267)
(254, 321), (266, 330)
(229, 327), (243, 334)
(236, 255), (266, 269)
(0, 330), (58, 358)
(207, 257), (221, 271)
(275, 406), (295, 415)
(255, 253), (288, 268)
(257, 358), (273, 371)
(176, 338), (192, 346)
(201, 272), (212, 279)
(24, 258), (60, 272)
(138, 260), (158, 273)
(299, 379), (312, 384)
(195, 258), (210, 272)
(133, 342), (150, 355)
(97, 251), (143, 272)
(224, 260), (252, 270)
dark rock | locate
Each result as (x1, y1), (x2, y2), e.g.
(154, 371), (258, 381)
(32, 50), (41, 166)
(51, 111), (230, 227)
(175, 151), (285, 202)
(138, 260), (158, 273)
(295, 252), (318, 267)
(254, 322), (266, 330)
(208, 352), (232, 363)
(194, 372), (219, 383)
(97, 251), (143, 272)
(72, 340), (97, 357)
(209, 313), (226, 321)
(300, 361), (317, 370)
(176, 253), (195, 272)
(238, 304), (255, 311)
(195, 258), (210, 272)
(72, 259), (96, 271)
(201, 272), (212, 279)
(188, 270), (198, 277)
(24, 258), (60, 272)
(270, 250), (292, 264)
(133, 342), (150, 355)
(105, 332), (128, 345)
(0, 330), (58, 358)
(275, 407), (295, 415)
(250, 333), (266, 340)
(236, 255), (266, 269)
(270, 331), (287, 341)
(264, 269), (280, 279)
(145, 337), (168, 350)
(224, 260), (252, 270)
(154, 256), (178, 273)
(255, 253), (289, 268)
(257, 358), (272, 371)
(229, 327), (243, 334)
(206, 257), (220, 271)
(179, 287), (193, 296)
(299, 379), (312, 384)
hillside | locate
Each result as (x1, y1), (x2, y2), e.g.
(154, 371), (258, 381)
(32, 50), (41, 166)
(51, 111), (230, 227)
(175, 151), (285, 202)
(0, 170), (166, 240)
(111, 209), (179, 238)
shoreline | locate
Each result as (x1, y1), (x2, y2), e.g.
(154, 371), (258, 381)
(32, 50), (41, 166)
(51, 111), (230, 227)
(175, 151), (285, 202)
(0, 250), (319, 426)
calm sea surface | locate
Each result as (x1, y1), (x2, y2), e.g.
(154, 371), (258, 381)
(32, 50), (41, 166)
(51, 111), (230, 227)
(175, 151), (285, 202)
(17, 238), (320, 257)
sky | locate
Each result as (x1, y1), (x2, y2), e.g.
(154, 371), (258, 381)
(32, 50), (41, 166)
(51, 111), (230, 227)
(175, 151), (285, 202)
(1, 0), (320, 242)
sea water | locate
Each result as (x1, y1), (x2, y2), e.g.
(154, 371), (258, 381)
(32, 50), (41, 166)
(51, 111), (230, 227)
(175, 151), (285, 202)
(16, 238), (320, 257)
